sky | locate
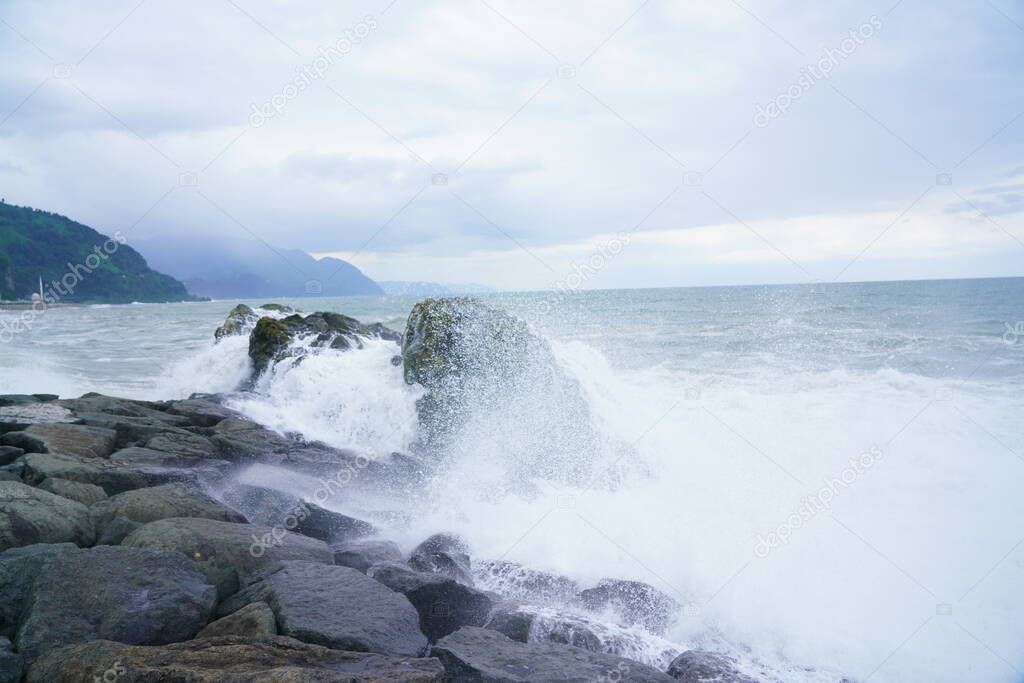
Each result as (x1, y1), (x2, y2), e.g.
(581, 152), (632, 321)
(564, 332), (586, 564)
(0, 0), (1022, 291)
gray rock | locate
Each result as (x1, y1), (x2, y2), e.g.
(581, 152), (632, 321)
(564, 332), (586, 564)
(0, 635), (21, 683)
(0, 543), (77, 639)
(214, 303), (259, 340)
(196, 601), (276, 638)
(475, 559), (581, 605)
(26, 635), (445, 683)
(0, 395), (44, 408)
(36, 477), (107, 505)
(409, 532), (474, 586)
(368, 562), (493, 643)
(73, 412), (193, 447)
(121, 516), (334, 578)
(15, 545), (216, 662)
(485, 602), (602, 652)
(431, 626), (675, 682)
(222, 482), (374, 544)
(1, 423), (117, 458)
(220, 561), (428, 656)
(0, 448), (22, 467)
(579, 579), (680, 634)
(94, 515), (141, 545)
(0, 473), (17, 483)
(58, 394), (179, 423)
(166, 397), (240, 427)
(108, 446), (232, 476)
(666, 650), (760, 683)
(21, 452), (163, 494)
(333, 538), (403, 572)
(90, 482), (245, 537)
(0, 403), (78, 432)
(145, 431), (217, 457)
(0, 481), (94, 551)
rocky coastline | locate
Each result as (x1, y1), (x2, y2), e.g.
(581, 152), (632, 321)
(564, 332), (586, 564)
(0, 300), (764, 682)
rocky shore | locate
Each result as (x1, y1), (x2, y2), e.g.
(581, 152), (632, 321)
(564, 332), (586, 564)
(0, 300), (764, 682)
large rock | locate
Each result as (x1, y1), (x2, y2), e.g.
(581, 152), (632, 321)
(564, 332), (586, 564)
(0, 448), (22, 467)
(21, 452), (166, 494)
(108, 446), (232, 477)
(485, 603), (601, 652)
(196, 601), (277, 638)
(219, 561), (428, 656)
(222, 482), (374, 544)
(368, 562), (493, 643)
(215, 303), (260, 340)
(0, 481), (94, 551)
(0, 543), (77, 639)
(0, 403), (78, 432)
(121, 517), (334, 579)
(579, 579), (680, 635)
(73, 412), (194, 447)
(166, 396), (242, 427)
(333, 537), (403, 572)
(666, 650), (760, 683)
(248, 311), (400, 377)
(58, 394), (178, 422)
(145, 430), (217, 457)
(431, 626), (675, 682)
(36, 477), (107, 505)
(90, 482), (245, 536)
(409, 532), (474, 585)
(1, 423), (116, 458)
(0, 637), (21, 683)
(26, 636), (445, 683)
(15, 545), (216, 661)
(400, 298), (600, 480)
(475, 559), (581, 605)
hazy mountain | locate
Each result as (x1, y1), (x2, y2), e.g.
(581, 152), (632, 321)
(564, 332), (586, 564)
(0, 202), (193, 303)
(133, 235), (383, 299)
(379, 281), (498, 296)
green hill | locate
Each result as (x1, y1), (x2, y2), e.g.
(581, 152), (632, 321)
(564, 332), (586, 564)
(0, 202), (195, 303)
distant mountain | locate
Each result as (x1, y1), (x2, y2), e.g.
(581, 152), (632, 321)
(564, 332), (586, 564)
(0, 202), (194, 303)
(133, 236), (383, 299)
(379, 281), (498, 296)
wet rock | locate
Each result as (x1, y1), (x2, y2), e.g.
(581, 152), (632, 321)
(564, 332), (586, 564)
(409, 532), (474, 585)
(475, 559), (581, 605)
(108, 446), (233, 477)
(94, 515), (141, 545)
(219, 561), (428, 656)
(579, 578), (680, 634)
(26, 635), (445, 683)
(121, 516), (333, 579)
(166, 397), (241, 427)
(90, 482), (245, 538)
(666, 650), (760, 683)
(196, 601), (276, 638)
(145, 430), (217, 457)
(21, 452), (166, 494)
(1, 423), (117, 458)
(0, 403), (78, 432)
(0, 636), (21, 683)
(0, 543), (77, 638)
(15, 545), (216, 662)
(485, 602), (602, 652)
(36, 477), (107, 505)
(73, 412), (193, 447)
(0, 395), (46, 408)
(58, 394), (175, 421)
(431, 626), (675, 682)
(368, 562), (493, 643)
(0, 481), (94, 551)
(333, 538), (403, 572)
(222, 482), (374, 544)
(214, 303), (259, 340)
(0, 448), (22, 467)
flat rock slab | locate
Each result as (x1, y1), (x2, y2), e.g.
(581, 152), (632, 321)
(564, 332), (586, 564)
(121, 517), (334, 577)
(26, 635), (445, 683)
(21, 452), (163, 495)
(0, 404), (79, 431)
(15, 545), (216, 662)
(90, 482), (245, 533)
(221, 561), (428, 657)
(1, 423), (117, 458)
(0, 482), (94, 551)
(432, 627), (676, 683)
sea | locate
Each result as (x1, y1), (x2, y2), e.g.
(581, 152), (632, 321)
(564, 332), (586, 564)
(2, 276), (1022, 682)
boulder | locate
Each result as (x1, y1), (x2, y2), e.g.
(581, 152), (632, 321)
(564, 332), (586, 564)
(21, 452), (165, 494)
(0, 543), (77, 639)
(26, 636), (445, 683)
(248, 311), (400, 377)
(368, 562), (493, 643)
(0, 403), (78, 432)
(196, 601), (276, 638)
(36, 477), (107, 505)
(1, 423), (116, 458)
(0, 636), (21, 683)
(108, 446), (233, 476)
(219, 561), (428, 656)
(222, 482), (374, 544)
(58, 394), (177, 422)
(409, 532), (474, 585)
(90, 482), (245, 536)
(579, 579), (680, 635)
(121, 517), (333, 579)
(166, 397), (241, 427)
(73, 412), (194, 447)
(0, 448), (22, 467)
(333, 538), (403, 572)
(214, 303), (259, 340)
(666, 650), (760, 683)
(94, 516), (141, 545)
(15, 545), (216, 662)
(145, 431), (217, 457)
(431, 627), (675, 682)
(475, 559), (581, 605)
(0, 481), (94, 551)
(485, 602), (602, 652)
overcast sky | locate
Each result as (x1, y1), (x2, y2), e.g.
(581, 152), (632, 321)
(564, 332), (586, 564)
(1, 0), (1022, 290)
